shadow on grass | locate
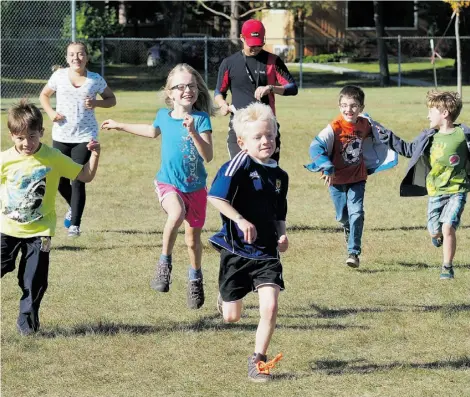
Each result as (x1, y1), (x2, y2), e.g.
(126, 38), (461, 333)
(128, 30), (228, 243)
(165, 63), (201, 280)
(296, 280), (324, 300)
(310, 356), (470, 375)
(54, 244), (161, 251)
(408, 303), (470, 313)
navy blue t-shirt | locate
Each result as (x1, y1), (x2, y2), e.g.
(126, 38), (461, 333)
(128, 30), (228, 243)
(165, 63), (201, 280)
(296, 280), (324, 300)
(208, 152), (289, 259)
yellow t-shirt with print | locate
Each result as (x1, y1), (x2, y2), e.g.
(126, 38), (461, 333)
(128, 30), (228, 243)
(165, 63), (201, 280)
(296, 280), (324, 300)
(426, 126), (470, 196)
(1, 144), (83, 238)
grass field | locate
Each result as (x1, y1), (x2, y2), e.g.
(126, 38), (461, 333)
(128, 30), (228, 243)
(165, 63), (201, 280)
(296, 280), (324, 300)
(1, 86), (470, 397)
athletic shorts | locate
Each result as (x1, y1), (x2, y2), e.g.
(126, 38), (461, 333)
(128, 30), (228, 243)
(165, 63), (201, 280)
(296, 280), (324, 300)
(218, 248), (284, 302)
(154, 181), (207, 228)
(427, 192), (467, 235)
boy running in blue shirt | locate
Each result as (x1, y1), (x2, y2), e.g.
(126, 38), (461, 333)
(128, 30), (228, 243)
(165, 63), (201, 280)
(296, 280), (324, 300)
(208, 102), (288, 382)
(378, 90), (469, 279)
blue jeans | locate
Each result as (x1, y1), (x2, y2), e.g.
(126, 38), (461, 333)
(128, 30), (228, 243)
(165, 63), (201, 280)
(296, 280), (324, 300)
(329, 181), (366, 256)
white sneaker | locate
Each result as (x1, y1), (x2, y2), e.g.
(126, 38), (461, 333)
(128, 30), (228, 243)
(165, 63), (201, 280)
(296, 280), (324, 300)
(64, 207), (72, 228)
(68, 225), (81, 237)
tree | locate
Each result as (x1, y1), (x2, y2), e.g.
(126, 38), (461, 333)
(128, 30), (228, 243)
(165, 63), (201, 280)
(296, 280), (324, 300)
(443, 0), (470, 97)
(373, 1), (390, 87)
(196, 1), (268, 44)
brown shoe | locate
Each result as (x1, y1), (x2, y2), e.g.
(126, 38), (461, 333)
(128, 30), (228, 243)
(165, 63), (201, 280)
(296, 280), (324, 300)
(187, 278), (205, 309)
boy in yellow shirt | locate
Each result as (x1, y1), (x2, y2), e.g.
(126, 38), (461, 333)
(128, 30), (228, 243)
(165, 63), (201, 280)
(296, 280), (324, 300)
(1, 100), (101, 335)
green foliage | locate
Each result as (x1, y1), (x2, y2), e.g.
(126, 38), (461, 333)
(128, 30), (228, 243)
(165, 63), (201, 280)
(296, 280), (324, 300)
(61, 3), (123, 62)
(303, 52), (348, 63)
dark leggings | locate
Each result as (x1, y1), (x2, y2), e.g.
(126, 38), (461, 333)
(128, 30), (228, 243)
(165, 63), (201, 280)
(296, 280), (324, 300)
(53, 141), (91, 227)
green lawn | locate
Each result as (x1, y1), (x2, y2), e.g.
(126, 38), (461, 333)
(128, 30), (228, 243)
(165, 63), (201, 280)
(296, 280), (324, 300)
(1, 87), (470, 397)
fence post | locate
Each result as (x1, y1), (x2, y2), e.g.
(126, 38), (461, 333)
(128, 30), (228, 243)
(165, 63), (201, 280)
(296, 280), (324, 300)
(204, 36), (208, 84)
(299, 36), (303, 90)
(71, 0), (76, 41)
(101, 36), (105, 78)
(397, 35), (401, 87)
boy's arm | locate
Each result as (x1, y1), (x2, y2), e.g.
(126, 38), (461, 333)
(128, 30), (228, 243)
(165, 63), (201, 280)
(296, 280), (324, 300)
(208, 196), (257, 244)
(275, 220), (288, 252)
(76, 141), (100, 183)
(306, 125), (335, 175)
(375, 124), (419, 159)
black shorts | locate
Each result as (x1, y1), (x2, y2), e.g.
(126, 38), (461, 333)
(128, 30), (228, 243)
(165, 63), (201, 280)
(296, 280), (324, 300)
(218, 249), (284, 302)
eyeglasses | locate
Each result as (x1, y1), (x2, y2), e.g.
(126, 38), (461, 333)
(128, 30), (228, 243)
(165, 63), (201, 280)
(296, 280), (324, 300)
(340, 103), (360, 111)
(171, 83), (198, 92)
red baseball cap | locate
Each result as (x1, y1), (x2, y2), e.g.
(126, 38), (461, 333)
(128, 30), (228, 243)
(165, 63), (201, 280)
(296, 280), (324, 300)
(241, 19), (265, 47)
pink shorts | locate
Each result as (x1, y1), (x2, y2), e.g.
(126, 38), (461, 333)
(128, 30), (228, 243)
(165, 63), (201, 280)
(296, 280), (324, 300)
(154, 181), (207, 228)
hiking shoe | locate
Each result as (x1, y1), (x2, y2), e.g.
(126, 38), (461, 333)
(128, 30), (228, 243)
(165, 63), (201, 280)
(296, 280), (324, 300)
(432, 236), (443, 248)
(248, 353), (283, 382)
(150, 261), (172, 292)
(346, 254), (360, 268)
(187, 278), (205, 309)
(68, 225), (81, 237)
(343, 226), (350, 244)
(216, 293), (223, 315)
(64, 207), (72, 229)
(440, 266), (454, 280)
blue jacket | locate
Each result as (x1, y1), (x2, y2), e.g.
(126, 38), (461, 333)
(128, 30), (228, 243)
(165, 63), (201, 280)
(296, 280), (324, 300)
(377, 123), (470, 196)
(305, 115), (398, 177)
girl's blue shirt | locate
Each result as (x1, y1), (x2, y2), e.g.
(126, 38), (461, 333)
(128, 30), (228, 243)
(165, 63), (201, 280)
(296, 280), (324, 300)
(152, 109), (212, 193)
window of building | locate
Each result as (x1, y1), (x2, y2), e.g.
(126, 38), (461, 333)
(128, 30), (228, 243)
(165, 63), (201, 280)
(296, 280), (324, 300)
(346, 1), (417, 30)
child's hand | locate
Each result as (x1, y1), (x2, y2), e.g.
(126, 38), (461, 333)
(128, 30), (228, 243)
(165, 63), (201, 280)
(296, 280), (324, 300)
(237, 218), (257, 244)
(320, 173), (335, 187)
(278, 235), (289, 252)
(87, 139), (101, 155)
(101, 119), (119, 130)
(183, 115), (196, 136)
(254, 85), (272, 101)
(85, 97), (96, 109)
(219, 103), (232, 116)
(52, 112), (65, 122)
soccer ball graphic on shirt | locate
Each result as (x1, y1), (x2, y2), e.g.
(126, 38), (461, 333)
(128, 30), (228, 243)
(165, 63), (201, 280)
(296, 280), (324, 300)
(342, 137), (362, 165)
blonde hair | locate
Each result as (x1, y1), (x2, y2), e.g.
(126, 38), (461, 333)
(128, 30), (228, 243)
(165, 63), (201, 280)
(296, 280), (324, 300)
(426, 90), (462, 122)
(8, 99), (43, 135)
(232, 102), (277, 139)
(164, 63), (216, 116)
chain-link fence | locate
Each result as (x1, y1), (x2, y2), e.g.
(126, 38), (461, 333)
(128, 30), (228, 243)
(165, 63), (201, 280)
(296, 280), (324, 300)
(1, 0), (72, 103)
(1, 0), (469, 104)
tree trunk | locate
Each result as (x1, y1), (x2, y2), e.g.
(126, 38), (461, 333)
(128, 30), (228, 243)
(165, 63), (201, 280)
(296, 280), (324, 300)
(230, 0), (240, 46)
(455, 12), (462, 97)
(373, 1), (390, 87)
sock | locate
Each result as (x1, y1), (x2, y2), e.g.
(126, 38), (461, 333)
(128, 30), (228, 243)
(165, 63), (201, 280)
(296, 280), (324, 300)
(160, 254), (172, 264)
(443, 262), (453, 269)
(188, 267), (202, 280)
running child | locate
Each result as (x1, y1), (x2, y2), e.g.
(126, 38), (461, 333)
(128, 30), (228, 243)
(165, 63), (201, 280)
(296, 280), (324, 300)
(101, 63), (215, 309)
(377, 90), (469, 279)
(208, 102), (288, 382)
(40, 41), (116, 237)
(1, 100), (101, 335)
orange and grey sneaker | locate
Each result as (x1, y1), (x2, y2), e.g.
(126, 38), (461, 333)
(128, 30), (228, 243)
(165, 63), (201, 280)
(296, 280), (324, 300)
(247, 352), (283, 382)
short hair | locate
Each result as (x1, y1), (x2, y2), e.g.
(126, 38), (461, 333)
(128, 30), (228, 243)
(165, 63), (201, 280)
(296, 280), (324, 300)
(8, 99), (43, 135)
(426, 90), (462, 122)
(338, 85), (365, 106)
(232, 102), (277, 139)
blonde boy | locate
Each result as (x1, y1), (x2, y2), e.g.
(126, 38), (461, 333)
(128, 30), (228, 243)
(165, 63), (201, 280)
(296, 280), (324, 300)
(208, 102), (288, 382)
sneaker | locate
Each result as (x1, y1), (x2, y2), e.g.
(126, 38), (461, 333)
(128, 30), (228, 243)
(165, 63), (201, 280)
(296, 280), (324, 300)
(216, 293), (223, 315)
(68, 225), (81, 237)
(150, 261), (172, 292)
(343, 226), (350, 244)
(248, 353), (283, 382)
(187, 278), (205, 309)
(64, 207), (72, 229)
(439, 266), (454, 280)
(432, 236), (443, 248)
(346, 254), (360, 268)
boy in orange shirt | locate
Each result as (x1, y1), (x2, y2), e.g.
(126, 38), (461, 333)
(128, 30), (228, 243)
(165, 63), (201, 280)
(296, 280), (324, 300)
(306, 85), (397, 267)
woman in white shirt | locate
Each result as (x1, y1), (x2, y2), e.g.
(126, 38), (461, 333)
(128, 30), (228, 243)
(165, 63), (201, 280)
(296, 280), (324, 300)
(40, 42), (116, 237)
